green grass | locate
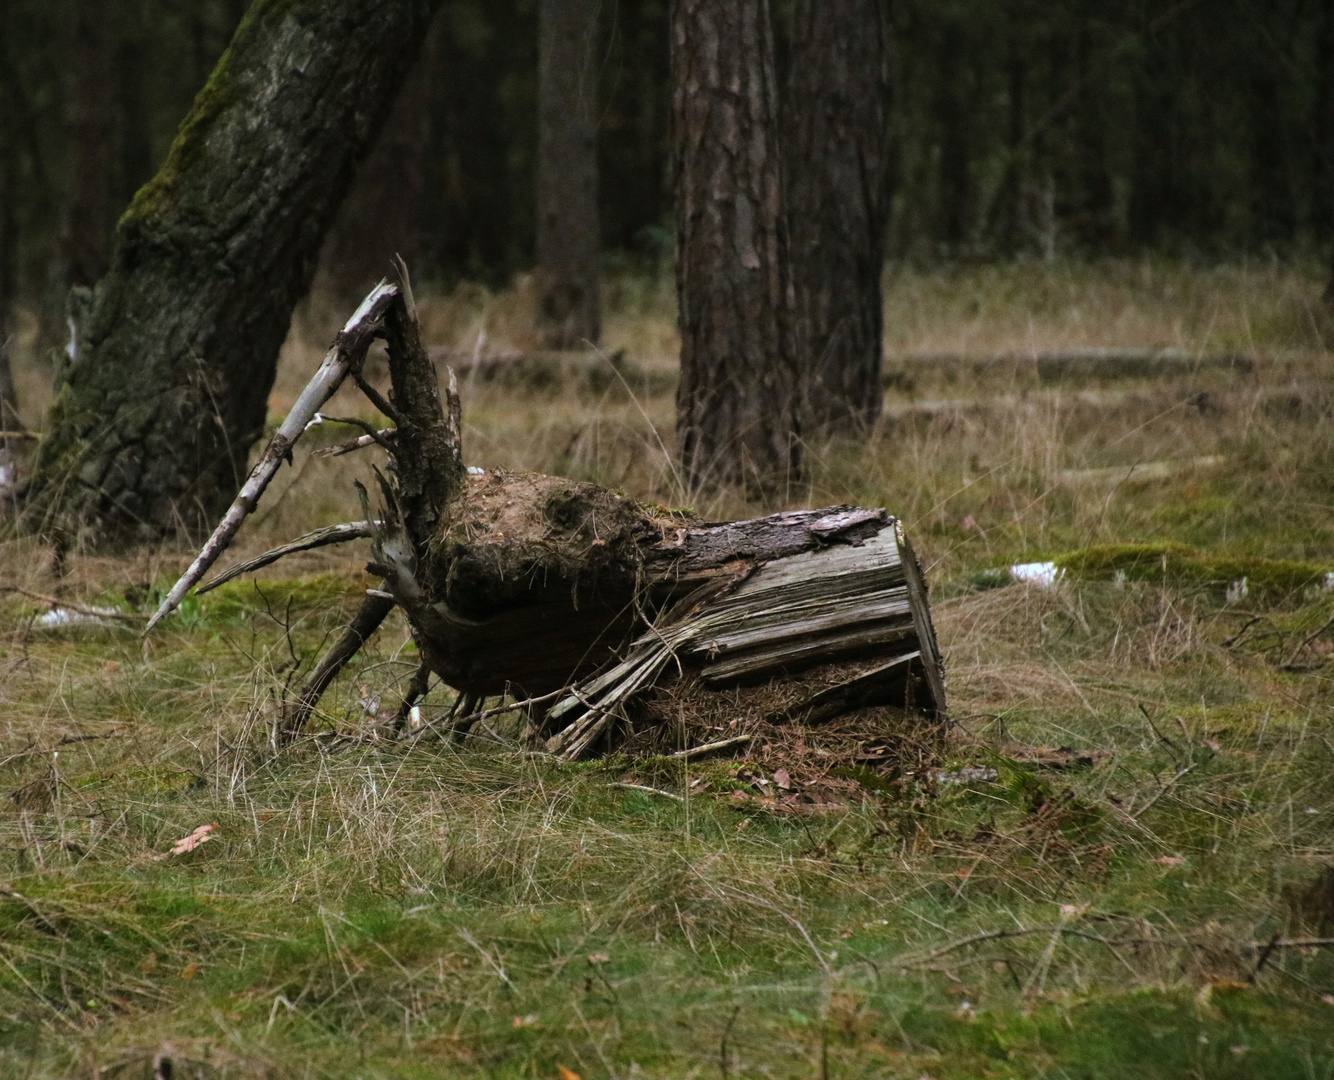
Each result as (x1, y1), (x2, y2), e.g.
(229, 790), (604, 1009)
(3, 261), (1334, 1077)
(3, 571), (1333, 1078)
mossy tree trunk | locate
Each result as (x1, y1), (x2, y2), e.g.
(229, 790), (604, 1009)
(671, 0), (801, 493)
(22, 0), (442, 548)
(535, 0), (602, 349)
(785, 0), (892, 434)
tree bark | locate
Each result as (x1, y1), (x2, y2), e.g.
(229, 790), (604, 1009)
(319, 7), (440, 303)
(22, 0), (443, 549)
(64, 0), (116, 291)
(535, 0), (602, 349)
(785, 0), (892, 434)
(671, 0), (801, 493)
(0, 2), (21, 484)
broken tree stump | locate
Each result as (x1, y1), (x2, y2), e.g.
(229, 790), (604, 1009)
(152, 280), (946, 757)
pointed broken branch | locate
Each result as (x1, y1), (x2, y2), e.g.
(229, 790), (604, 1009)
(196, 520), (381, 594)
(146, 282), (400, 631)
(315, 430), (397, 457)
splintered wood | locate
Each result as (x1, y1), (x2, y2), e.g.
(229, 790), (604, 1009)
(541, 513), (944, 759)
(152, 281), (946, 759)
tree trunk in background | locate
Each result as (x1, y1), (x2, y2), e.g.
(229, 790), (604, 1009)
(1317, 0), (1334, 309)
(0, 133), (17, 437)
(0, 0), (21, 445)
(319, 9), (438, 303)
(63, 0), (116, 291)
(535, 0), (601, 348)
(785, 0), (892, 435)
(22, 0), (443, 548)
(672, 0), (800, 493)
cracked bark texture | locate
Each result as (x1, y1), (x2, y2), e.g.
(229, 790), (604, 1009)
(671, 0), (801, 493)
(22, 0), (442, 548)
(535, 0), (602, 349)
(786, 0), (893, 434)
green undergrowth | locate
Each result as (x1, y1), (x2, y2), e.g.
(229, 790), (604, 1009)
(5, 297), (1334, 1075)
(184, 571), (368, 627)
(1056, 543), (1332, 595)
(960, 543), (1334, 599)
(3, 567), (1333, 1078)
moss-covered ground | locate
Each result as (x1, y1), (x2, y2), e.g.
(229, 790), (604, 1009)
(2, 261), (1333, 1077)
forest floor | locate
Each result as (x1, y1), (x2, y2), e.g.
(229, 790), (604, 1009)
(3, 259), (1334, 1078)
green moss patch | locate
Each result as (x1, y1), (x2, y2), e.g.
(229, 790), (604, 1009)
(190, 572), (367, 625)
(1056, 543), (1331, 596)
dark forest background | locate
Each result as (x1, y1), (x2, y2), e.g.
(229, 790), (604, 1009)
(3, 0), (1333, 323)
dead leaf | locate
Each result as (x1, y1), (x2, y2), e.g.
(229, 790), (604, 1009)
(587, 953), (609, 964)
(180, 963), (199, 980)
(773, 768), (792, 790)
(557, 1066), (581, 1080)
(170, 824), (217, 856)
(1156, 856), (1185, 866)
(138, 952), (158, 974)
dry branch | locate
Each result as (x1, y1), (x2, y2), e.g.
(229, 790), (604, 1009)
(147, 282), (400, 631)
(197, 521), (380, 594)
(883, 347), (1255, 386)
(2, 586), (144, 624)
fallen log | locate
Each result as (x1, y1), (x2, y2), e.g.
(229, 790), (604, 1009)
(882, 347), (1254, 389)
(153, 281), (945, 757)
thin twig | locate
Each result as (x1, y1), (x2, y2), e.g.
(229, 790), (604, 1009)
(315, 430), (396, 458)
(669, 735), (755, 760)
(1128, 761), (1197, 821)
(1, 586), (144, 623)
(612, 783), (683, 802)
(313, 414), (396, 453)
(409, 687), (571, 744)
(197, 521), (379, 594)
(351, 372), (404, 426)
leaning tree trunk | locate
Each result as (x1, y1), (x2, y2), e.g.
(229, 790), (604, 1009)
(672, 0), (801, 493)
(21, 0), (442, 549)
(534, 0), (602, 349)
(785, 0), (893, 434)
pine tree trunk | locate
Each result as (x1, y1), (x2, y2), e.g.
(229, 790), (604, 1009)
(785, 0), (892, 434)
(1317, 0), (1334, 309)
(535, 0), (601, 349)
(22, 0), (443, 548)
(0, 1), (23, 475)
(320, 8), (440, 303)
(64, 0), (116, 291)
(672, 0), (799, 492)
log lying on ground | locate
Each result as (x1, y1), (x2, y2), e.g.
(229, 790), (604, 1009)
(154, 281), (945, 755)
(882, 347), (1254, 391)
(427, 345), (676, 396)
